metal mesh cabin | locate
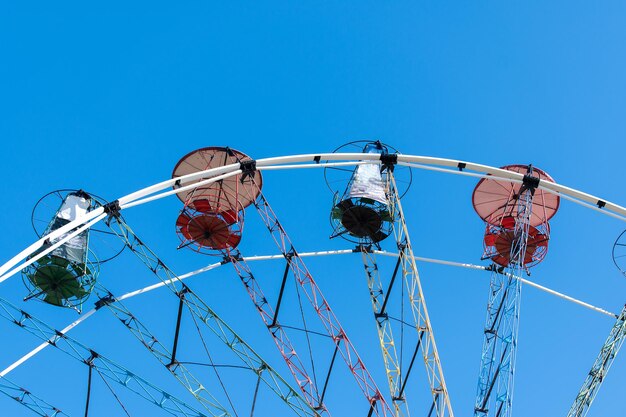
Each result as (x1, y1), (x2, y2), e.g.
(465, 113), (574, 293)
(22, 191), (98, 310)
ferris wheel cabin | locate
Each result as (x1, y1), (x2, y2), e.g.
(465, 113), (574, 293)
(172, 147), (261, 254)
(472, 165), (560, 269)
(22, 191), (98, 309)
(330, 142), (394, 244)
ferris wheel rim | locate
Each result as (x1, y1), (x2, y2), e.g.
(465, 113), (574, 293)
(2, 151), (626, 284)
(3, 149), (625, 417)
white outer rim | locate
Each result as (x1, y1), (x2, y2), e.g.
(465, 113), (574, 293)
(1, 152), (624, 281)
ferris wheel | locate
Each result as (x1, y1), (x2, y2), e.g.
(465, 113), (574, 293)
(0, 142), (625, 417)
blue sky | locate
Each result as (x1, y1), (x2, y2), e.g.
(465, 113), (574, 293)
(1, 2), (626, 416)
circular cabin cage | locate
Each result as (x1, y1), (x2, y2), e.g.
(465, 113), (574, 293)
(175, 190), (245, 255)
(324, 140), (412, 246)
(612, 229), (626, 277)
(472, 165), (559, 270)
(22, 251), (99, 310)
(172, 147), (260, 255)
(21, 190), (127, 311)
(482, 216), (549, 268)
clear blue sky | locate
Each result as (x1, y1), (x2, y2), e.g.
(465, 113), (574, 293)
(1, 2), (626, 416)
